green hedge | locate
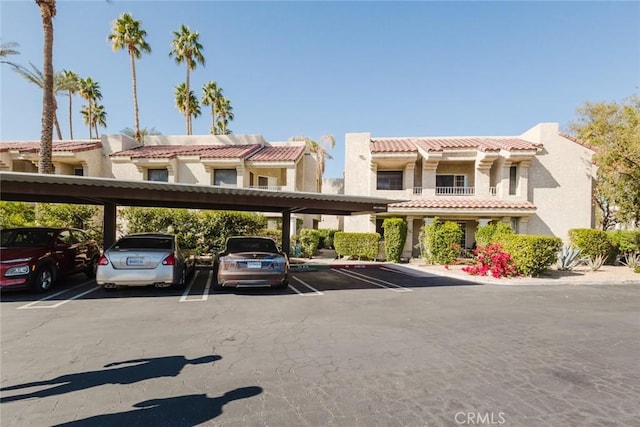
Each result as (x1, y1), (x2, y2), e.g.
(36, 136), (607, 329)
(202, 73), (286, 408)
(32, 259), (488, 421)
(298, 229), (322, 258)
(568, 228), (614, 259)
(317, 228), (338, 249)
(475, 222), (514, 247)
(383, 217), (407, 263)
(606, 230), (640, 255)
(421, 219), (463, 265)
(497, 234), (562, 277)
(334, 232), (380, 260)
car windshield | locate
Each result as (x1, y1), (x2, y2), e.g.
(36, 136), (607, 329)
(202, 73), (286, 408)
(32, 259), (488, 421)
(0, 229), (55, 247)
(113, 237), (173, 250)
(226, 238), (278, 254)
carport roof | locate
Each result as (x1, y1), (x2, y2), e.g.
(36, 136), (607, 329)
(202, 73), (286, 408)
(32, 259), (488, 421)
(0, 172), (398, 215)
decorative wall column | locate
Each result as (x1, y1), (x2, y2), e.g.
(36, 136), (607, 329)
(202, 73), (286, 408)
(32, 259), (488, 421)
(500, 160), (512, 198)
(422, 157), (440, 197)
(404, 216), (415, 258)
(476, 218), (491, 227)
(235, 165), (245, 188)
(518, 217), (529, 234)
(404, 163), (415, 193)
(285, 166), (296, 191)
(518, 160), (530, 200)
(370, 162), (378, 194)
(475, 154), (496, 198)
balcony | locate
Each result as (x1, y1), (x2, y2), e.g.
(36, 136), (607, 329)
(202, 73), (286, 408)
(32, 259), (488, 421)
(412, 187), (499, 197)
(249, 185), (283, 192)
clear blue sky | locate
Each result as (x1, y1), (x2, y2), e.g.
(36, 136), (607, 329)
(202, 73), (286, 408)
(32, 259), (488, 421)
(1, 0), (638, 178)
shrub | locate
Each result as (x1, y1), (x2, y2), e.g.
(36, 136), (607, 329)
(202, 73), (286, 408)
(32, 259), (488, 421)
(462, 243), (518, 278)
(497, 234), (562, 277)
(556, 245), (583, 271)
(0, 201), (36, 228)
(317, 229), (338, 249)
(607, 230), (640, 258)
(383, 217), (408, 263)
(334, 232), (380, 260)
(421, 219), (463, 265)
(475, 222), (514, 247)
(299, 229), (321, 258)
(569, 228), (614, 259)
(584, 254), (606, 271)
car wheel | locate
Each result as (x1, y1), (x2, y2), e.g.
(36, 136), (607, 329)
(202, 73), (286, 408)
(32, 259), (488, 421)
(32, 265), (54, 293)
(172, 268), (187, 288)
(85, 256), (99, 278)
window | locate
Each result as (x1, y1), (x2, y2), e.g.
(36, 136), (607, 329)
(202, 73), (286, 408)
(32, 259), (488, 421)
(258, 176), (269, 188)
(214, 169), (237, 186)
(377, 171), (403, 190)
(509, 165), (518, 195)
(148, 168), (168, 182)
(74, 167), (84, 176)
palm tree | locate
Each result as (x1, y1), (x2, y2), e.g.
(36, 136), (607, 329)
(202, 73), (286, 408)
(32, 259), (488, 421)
(108, 12), (151, 143)
(81, 102), (107, 138)
(78, 77), (102, 139)
(11, 62), (64, 140)
(290, 134), (335, 191)
(169, 24), (205, 135)
(0, 42), (20, 66)
(58, 70), (80, 139)
(174, 82), (201, 127)
(215, 96), (234, 135)
(121, 126), (161, 142)
(35, 0), (56, 173)
(201, 81), (222, 135)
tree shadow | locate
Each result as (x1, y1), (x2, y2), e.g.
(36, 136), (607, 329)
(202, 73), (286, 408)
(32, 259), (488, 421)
(54, 387), (263, 427)
(0, 355), (221, 403)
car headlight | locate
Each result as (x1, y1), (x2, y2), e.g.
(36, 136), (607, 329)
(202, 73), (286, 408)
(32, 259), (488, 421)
(5, 265), (31, 276)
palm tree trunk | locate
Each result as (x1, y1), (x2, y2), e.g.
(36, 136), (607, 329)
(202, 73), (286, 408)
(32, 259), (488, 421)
(130, 50), (141, 142)
(211, 106), (216, 135)
(37, 0), (56, 174)
(53, 96), (62, 140)
(67, 89), (73, 139)
(185, 67), (191, 135)
(88, 103), (93, 139)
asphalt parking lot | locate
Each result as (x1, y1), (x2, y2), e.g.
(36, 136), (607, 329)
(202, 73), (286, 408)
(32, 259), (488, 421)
(1, 266), (639, 426)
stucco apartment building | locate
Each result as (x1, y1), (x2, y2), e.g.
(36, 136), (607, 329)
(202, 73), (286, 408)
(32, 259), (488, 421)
(0, 134), (323, 234)
(343, 123), (596, 258)
(1, 122), (596, 259)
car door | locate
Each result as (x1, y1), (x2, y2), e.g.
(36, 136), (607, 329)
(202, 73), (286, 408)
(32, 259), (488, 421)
(71, 230), (92, 271)
(54, 229), (79, 274)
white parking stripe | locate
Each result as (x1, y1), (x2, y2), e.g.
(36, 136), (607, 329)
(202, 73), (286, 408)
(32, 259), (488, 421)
(179, 270), (211, 302)
(17, 281), (95, 309)
(292, 276), (323, 295)
(336, 269), (412, 292)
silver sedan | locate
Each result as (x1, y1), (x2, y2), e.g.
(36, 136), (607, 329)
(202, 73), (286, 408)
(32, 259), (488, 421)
(96, 233), (194, 290)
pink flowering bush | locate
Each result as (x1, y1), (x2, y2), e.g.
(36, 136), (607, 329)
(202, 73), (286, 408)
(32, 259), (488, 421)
(462, 244), (518, 279)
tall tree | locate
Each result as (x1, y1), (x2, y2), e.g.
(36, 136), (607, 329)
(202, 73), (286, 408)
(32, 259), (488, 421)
(78, 77), (102, 139)
(108, 12), (151, 143)
(82, 102), (107, 138)
(214, 96), (234, 135)
(58, 69), (80, 139)
(11, 62), (64, 140)
(201, 81), (222, 135)
(290, 134), (336, 191)
(169, 24), (205, 135)
(174, 82), (201, 127)
(0, 42), (20, 66)
(570, 95), (640, 227)
(35, 0), (56, 174)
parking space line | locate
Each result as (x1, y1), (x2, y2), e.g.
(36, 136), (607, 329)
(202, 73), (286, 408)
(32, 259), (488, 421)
(17, 282), (99, 309)
(179, 270), (211, 302)
(335, 269), (413, 292)
(291, 276), (324, 295)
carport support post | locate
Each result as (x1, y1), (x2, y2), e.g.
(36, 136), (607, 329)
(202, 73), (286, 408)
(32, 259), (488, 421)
(103, 203), (117, 249)
(282, 210), (291, 256)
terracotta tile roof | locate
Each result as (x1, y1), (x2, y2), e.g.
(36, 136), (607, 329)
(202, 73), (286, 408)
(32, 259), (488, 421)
(111, 144), (263, 159)
(558, 133), (595, 151)
(248, 145), (305, 162)
(370, 137), (540, 153)
(0, 140), (102, 153)
(370, 138), (417, 153)
(390, 198), (536, 210)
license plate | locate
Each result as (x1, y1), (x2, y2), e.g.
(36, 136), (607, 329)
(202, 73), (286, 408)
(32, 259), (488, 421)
(247, 261), (262, 269)
(126, 257), (144, 266)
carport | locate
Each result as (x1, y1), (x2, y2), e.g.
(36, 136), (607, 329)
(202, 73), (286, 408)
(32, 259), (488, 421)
(0, 172), (397, 253)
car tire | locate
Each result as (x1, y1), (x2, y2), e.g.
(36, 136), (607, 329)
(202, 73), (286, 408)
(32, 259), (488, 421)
(85, 256), (99, 278)
(212, 280), (224, 291)
(32, 265), (54, 293)
(172, 268), (187, 288)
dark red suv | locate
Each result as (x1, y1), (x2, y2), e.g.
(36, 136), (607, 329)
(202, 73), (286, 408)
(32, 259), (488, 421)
(0, 227), (101, 292)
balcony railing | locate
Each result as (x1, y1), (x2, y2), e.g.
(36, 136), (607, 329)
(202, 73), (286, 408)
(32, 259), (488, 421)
(436, 186), (475, 196)
(249, 185), (282, 192)
(490, 187), (497, 196)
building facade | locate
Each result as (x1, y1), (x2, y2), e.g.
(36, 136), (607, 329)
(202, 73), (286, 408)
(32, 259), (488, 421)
(343, 123), (596, 258)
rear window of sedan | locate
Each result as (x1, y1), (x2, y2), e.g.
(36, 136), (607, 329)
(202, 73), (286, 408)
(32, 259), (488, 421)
(226, 238), (278, 254)
(113, 237), (174, 250)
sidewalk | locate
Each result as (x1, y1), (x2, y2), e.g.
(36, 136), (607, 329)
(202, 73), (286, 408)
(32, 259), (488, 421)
(290, 249), (640, 286)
